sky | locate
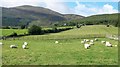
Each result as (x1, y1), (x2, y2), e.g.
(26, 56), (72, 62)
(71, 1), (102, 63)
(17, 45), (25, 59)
(0, 0), (119, 16)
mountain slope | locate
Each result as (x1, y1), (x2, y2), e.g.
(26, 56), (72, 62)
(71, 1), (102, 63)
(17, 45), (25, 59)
(2, 5), (84, 26)
(70, 13), (119, 27)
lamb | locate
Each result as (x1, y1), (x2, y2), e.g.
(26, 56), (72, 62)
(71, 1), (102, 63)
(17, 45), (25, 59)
(10, 45), (17, 48)
(105, 41), (112, 47)
(55, 41), (59, 44)
(84, 43), (90, 49)
(101, 41), (106, 44)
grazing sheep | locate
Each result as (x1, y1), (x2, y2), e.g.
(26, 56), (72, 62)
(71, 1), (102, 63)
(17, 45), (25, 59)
(22, 45), (26, 49)
(114, 38), (118, 40)
(86, 39), (89, 42)
(84, 44), (90, 49)
(55, 41), (59, 44)
(90, 40), (94, 43)
(83, 39), (86, 42)
(0, 42), (3, 45)
(10, 45), (17, 48)
(89, 42), (94, 45)
(81, 41), (85, 44)
(24, 42), (28, 46)
(95, 38), (98, 41)
(101, 41), (106, 44)
(114, 45), (117, 47)
(105, 41), (112, 47)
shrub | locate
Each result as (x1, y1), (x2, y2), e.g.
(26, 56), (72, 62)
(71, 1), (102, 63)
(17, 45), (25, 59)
(2, 26), (10, 29)
(76, 24), (81, 28)
(21, 25), (26, 29)
(106, 24), (110, 27)
(28, 25), (42, 35)
(9, 32), (17, 37)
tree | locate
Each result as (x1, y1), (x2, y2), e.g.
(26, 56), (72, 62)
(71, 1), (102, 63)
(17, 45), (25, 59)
(76, 24), (81, 28)
(28, 25), (42, 35)
(106, 24), (110, 27)
(21, 25), (26, 29)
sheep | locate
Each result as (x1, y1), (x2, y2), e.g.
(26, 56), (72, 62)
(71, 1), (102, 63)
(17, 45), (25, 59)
(24, 42), (28, 46)
(22, 45), (27, 49)
(105, 41), (112, 47)
(95, 38), (98, 41)
(90, 40), (94, 43)
(55, 41), (59, 44)
(10, 45), (17, 48)
(81, 41), (85, 44)
(0, 42), (3, 45)
(89, 42), (94, 45)
(86, 39), (89, 42)
(101, 41), (106, 44)
(114, 38), (118, 40)
(84, 43), (90, 49)
(83, 39), (86, 42)
(114, 45), (117, 47)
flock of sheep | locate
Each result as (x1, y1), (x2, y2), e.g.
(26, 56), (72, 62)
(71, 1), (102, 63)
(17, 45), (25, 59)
(0, 37), (118, 49)
(55, 38), (118, 49)
(0, 42), (28, 49)
(81, 38), (118, 49)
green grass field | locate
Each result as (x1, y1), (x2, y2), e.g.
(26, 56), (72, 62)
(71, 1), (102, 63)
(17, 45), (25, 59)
(1, 25), (118, 65)
(0, 29), (28, 36)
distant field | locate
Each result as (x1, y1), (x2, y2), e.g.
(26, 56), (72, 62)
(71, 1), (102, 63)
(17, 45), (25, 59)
(21, 25), (118, 40)
(2, 25), (118, 65)
(0, 29), (28, 36)
(0, 26), (74, 36)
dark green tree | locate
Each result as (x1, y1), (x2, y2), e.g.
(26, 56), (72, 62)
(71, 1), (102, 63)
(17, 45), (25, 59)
(28, 25), (42, 35)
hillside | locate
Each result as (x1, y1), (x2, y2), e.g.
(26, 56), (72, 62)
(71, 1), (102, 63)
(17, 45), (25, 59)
(2, 5), (84, 26)
(70, 13), (119, 27)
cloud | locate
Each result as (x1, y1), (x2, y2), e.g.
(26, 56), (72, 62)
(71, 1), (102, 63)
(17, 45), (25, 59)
(43, 1), (73, 14)
(0, 0), (118, 16)
(74, 2), (118, 16)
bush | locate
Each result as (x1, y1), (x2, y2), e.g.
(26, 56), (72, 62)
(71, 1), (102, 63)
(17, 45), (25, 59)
(21, 25), (26, 29)
(28, 25), (42, 35)
(106, 24), (110, 27)
(2, 26), (10, 29)
(76, 24), (81, 28)
(9, 32), (17, 37)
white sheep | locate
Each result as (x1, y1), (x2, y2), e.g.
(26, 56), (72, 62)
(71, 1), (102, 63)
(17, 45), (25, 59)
(114, 38), (118, 40)
(10, 45), (17, 48)
(86, 39), (89, 42)
(0, 42), (3, 45)
(114, 45), (117, 47)
(90, 40), (94, 43)
(22, 45), (26, 49)
(55, 41), (59, 44)
(83, 39), (86, 42)
(24, 42), (28, 46)
(101, 41), (106, 44)
(84, 43), (90, 49)
(89, 42), (94, 45)
(105, 41), (112, 47)
(95, 38), (98, 41)
(81, 41), (85, 44)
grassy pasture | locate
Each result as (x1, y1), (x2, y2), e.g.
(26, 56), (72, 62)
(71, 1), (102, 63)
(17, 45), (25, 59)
(1, 25), (118, 65)
(2, 38), (118, 65)
(0, 29), (28, 36)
